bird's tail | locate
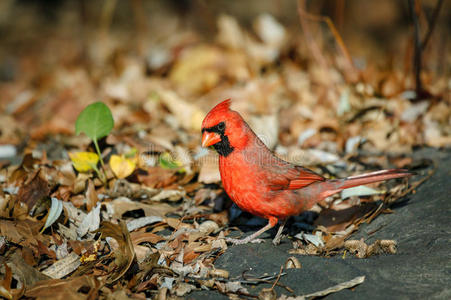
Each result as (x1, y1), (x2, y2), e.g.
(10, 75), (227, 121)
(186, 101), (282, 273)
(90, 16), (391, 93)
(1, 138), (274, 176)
(319, 169), (412, 199)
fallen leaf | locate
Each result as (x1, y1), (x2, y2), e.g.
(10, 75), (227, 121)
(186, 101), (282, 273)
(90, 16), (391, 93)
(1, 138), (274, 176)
(157, 89), (205, 131)
(294, 232), (325, 248)
(41, 252), (81, 279)
(8, 251), (50, 289)
(126, 216), (163, 232)
(76, 202), (101, 237)
(169, 45), (224, 95)
(341, 185), (382, 199)
(130, 231), (165, 245)
(25, 276), (99, 300)
(68, 152), (99, 173)
(151, 189), (185, 202)
(344, 239), (397, 258)
(109, 154), (137, 179)
(17, 170), (50, 213)
(107, 196), (177, 218)
(280, 276), (365, 299)
(285, 256), (302, 269)
(85, 179), (98, 212)
(0, 219), (47, 252)
(42, 197), (63, 232)
(97, 221), (135, 283)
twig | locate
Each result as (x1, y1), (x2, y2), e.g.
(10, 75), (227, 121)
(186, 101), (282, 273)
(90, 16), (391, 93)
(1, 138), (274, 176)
(297, 0), (329, 72)
(130, 0), (148, 55)
(99, 0), (117, 34)
(364, 202), (385, 224)
(408, 0), (423, 99)
(241, 270), (293, 293)
(241, 270), (286, 283)
(270, 265), (284, 290)
(335, 0), (345, 33)
(184, 276), (259, 299)
(391, 165), (436, 199)
(421, 0), (444, 50)
(297, 0), (358, 81)
(367, 223), (387, 236)
(301, 275), (365, 298)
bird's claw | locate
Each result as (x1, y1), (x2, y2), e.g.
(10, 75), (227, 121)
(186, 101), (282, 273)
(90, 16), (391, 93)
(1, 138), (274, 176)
(225, 237), (265, 245)
(272, 236), (283, 246)
(249, 238), (265, 244)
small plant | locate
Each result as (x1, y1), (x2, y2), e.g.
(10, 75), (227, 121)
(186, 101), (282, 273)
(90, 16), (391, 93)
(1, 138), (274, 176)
(70, 102), (114, 183)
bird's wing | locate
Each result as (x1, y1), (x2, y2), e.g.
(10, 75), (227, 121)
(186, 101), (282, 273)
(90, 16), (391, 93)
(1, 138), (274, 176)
(265, 161), (325, 191)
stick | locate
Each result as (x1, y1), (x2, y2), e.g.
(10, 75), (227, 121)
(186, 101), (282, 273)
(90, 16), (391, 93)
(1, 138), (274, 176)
(421, 0), (444, 50)
(408, 0), (423, 99)
(297, 0), (358, 81)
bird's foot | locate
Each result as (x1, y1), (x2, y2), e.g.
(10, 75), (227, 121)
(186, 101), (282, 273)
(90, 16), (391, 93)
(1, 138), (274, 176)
(272, 235), (283, 246)
(225, 237), (265, 245)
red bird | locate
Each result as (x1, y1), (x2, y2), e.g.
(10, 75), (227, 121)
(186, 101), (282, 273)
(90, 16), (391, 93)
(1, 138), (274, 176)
(201, 99), (411, 245)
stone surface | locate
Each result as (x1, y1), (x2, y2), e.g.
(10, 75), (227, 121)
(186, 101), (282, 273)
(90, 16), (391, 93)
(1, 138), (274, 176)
(189, 148), (451, 299)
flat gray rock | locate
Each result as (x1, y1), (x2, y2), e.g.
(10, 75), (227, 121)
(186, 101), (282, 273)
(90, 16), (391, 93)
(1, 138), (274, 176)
(189, 148), (451, 299)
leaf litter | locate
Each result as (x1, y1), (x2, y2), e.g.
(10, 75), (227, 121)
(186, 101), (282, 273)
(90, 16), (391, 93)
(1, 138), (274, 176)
(0, 1), (448, 298)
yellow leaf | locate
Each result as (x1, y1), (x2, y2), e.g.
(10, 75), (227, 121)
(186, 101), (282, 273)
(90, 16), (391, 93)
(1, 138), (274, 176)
(110, 154), (137, 179)
(69, 152), (99, 172)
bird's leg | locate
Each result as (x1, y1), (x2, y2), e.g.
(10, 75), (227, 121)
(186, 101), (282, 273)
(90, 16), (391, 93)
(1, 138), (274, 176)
(226, 217), (278, 245)
(272, 219), (287, 245)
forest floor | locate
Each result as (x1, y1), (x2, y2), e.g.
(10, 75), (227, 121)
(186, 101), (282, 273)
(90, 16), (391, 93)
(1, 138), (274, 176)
(0, 1), (450, 299)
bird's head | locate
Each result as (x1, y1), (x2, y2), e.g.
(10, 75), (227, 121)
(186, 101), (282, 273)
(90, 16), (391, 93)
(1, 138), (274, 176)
(201, 99), (250, 156)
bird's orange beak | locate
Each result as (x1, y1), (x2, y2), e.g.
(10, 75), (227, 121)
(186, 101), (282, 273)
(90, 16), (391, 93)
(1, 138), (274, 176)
(202, 131), (221, 147)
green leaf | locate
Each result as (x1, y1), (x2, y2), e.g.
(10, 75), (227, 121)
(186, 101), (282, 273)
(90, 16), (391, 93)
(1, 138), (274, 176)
(75, 102), (114, 141)
(159, 152), (182, 170)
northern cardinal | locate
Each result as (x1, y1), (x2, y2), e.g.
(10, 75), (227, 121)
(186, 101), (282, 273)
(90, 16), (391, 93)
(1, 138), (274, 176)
(201, 99), (411, 245)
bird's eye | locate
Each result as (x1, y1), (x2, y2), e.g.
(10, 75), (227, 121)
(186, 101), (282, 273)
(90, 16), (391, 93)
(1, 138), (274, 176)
(217, 122), (225, 131)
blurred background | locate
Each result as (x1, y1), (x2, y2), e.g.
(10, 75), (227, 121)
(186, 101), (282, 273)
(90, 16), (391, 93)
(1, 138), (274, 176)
(0, 0), (450, 164)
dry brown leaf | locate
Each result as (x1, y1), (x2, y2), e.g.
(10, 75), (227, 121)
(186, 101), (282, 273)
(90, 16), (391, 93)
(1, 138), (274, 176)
(157, 89), (205, 130)
(25, 276), (99, 300)
(16, 170), (50, 214)
(151, 189), (185, 202)
(137, 167), (178, 188)
(130, 231), (165, 245)
(315, 202), (378, 233)
(209, 268), (229, 279)
(198, 220), (219, 235)
(0, 263), (14, 300)
(108, 197), (177, 218)
(41, 252), (81, 279)
(8, 251), (50, 289)
(97, 221), (135, 283)
(0, 219), (47, 252)
(288, 243), (321, 256)
(285, 257), (302, 269)
(173, 282), (196, 297)
(169, 46), (224, 96)
(85, 179), (98, 212)
(344, 239), (397, 258)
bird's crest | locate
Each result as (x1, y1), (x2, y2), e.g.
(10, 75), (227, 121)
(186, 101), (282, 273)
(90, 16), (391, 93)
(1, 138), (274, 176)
(210, 98), (231, 114)
(202, 99), (232, 129)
